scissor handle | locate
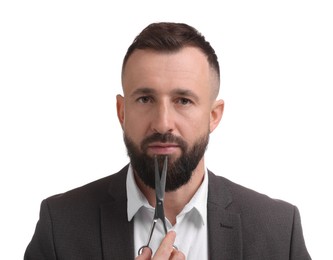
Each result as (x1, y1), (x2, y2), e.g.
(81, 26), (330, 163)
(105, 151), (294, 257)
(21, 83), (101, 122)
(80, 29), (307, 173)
(138, 244), (178, 256)
(138, 245), (152, 256)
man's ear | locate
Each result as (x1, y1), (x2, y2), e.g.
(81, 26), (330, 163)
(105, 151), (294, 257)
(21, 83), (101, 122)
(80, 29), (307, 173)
(116, 94), (125, 129)
(210, 99), (224, 133)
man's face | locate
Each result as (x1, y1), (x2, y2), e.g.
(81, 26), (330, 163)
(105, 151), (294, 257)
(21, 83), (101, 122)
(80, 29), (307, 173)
(117, 47), (223, 191)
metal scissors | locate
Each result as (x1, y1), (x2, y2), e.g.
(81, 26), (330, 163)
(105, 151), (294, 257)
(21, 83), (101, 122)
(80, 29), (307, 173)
(138, 155), (169, 255)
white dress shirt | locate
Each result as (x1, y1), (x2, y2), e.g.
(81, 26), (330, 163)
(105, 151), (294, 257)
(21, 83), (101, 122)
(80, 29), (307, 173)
(126, 165), (208, 259)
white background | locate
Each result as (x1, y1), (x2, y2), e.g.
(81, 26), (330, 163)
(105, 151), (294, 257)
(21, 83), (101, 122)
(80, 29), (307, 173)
(1, 0), (332, 259)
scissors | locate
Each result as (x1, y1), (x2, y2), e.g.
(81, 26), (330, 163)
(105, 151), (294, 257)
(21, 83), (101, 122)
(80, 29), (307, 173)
(138, 155), (169, 255)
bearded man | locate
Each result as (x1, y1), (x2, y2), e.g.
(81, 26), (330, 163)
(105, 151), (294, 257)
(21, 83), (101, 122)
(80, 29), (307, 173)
(25, 22), (311, 260)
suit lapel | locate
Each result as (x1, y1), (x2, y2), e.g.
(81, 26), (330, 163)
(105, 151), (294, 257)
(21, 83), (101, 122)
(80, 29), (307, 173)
(207, 172), (243, 260)
(100, 166), (135, 259)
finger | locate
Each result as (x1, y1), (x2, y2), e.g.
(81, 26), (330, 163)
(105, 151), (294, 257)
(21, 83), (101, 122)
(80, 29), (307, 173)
(136, 247), (152, 260)
(170, 249), (185, 260)
(153, 231), (176, 259)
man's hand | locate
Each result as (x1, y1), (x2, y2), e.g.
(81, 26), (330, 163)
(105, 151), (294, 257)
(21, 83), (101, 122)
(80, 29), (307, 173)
(136, 231), (185, 260)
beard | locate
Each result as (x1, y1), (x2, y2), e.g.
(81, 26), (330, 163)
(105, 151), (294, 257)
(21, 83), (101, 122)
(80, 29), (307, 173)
(124, 131), (209, 192)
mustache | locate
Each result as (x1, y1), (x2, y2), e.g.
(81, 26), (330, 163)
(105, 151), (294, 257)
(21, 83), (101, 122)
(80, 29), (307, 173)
(140, 133), (187, 152)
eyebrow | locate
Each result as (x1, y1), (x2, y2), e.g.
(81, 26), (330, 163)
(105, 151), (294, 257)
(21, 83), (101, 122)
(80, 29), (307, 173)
(130, 87), (156, 97)
(171, 88), (200, 103)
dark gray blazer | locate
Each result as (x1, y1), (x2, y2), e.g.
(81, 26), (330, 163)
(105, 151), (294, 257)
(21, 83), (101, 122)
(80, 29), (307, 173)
(25, 165), (311, 259)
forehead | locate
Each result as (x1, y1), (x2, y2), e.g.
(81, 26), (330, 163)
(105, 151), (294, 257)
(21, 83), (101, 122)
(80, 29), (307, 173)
(122, 47), (213, 95)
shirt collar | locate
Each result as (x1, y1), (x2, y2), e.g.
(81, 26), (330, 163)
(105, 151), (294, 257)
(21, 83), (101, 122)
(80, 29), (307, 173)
(126, 165), (151, 221)
(126, 164), (208, 224)
(180, 167), (208, 225)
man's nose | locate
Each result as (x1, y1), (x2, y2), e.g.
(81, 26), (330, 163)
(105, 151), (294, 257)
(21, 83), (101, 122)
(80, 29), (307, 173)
(151, 101), (174, 134)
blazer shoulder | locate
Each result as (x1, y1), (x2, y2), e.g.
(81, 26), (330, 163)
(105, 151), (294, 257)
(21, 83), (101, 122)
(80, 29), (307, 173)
(207, 171), (311, 259)
(208, 171), (295, 215)
(45, 164), (129, 208)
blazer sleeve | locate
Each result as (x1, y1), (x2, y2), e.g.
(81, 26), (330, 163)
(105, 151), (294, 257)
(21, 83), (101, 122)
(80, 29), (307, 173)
(24, 200), (57, 260)
(290, 206), (311, 260)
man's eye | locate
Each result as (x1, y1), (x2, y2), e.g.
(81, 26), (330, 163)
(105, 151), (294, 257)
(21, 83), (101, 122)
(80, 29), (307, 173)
(137, 96), (152, 103)
(177, 98), (192, 105)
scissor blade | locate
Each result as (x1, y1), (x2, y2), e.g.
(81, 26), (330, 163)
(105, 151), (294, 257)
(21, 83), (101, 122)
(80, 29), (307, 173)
(154, 156), (161, 196)
(154, 155), (168, 235)
(160, 156), (167, 197)
(154, 155), (168, 200)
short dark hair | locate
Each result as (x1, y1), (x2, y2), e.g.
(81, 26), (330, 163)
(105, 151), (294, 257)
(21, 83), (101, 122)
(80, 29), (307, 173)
(122, 22), (220, 95)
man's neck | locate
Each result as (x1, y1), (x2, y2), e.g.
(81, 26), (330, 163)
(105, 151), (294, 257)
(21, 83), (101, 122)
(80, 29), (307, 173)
(134, 159), (206, 225)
